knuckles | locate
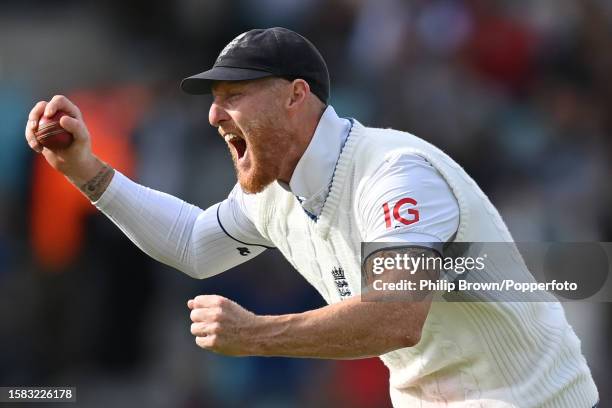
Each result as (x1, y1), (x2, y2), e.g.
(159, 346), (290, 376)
(195, 334), (219, 349)
(190, 322), (223, 338)
(48, 95), (81, 116)
(188, 295), (241, 354)
(209, 307), (223, 322)
(194, 295), (228, 308)
(50, 94), (67, 104)
(28, 101), (47, 120)
(189, 306), (224, 323)
(207, 334), (219, 348)
(209, 322), (222, 334)
(193, 295), (208, 305)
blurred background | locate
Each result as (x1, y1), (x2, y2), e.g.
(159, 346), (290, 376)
(1, 0), (611, 406)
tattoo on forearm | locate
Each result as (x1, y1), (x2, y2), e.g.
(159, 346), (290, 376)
(80, 164), (115, 201)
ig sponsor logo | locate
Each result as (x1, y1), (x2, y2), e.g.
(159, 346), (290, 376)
(382, 198), (419, 229)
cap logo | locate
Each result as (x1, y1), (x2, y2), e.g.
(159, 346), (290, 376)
(216, 32), (248, 63)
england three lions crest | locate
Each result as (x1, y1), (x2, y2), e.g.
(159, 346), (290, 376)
(331, 267), (352, 299)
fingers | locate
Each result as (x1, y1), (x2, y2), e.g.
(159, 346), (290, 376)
(45, 94), (81, 119)
(25, 121), (43, 153)
(190, 312), (222, 350)
(192, 294), (228, 308)
(191, 322), (205, 336)
(195, 334), (218, 349)
(29, 100), (47, 122)
(190, 306), (222, 323)
(59, 115), (86, 141)
(25, 101), (48, 153)
(188, 295), (226, 322)
(187, 295), (228, 352)
(191, 322), (221, 337)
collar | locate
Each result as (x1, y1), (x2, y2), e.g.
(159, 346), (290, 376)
(286, 105), (351, 217)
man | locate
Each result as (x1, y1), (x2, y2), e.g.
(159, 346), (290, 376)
(25, 28), (598, 407)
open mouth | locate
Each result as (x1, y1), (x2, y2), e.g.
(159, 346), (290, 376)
(224, 133), (248, 160)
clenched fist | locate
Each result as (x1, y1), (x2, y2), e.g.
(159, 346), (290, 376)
(188, 295), (261, 356)
(25, 95), (114, 201)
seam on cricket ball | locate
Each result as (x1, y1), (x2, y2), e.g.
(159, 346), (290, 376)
(36, 129), (70, 140)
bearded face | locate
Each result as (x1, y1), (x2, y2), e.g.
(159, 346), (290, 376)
(222, 113), (292, 194)
(213, 79), (294, 194)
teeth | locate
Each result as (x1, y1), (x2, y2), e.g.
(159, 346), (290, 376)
(224, 133), (241, 142)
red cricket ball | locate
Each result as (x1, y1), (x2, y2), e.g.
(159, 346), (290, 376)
(35, 111), (74, 150)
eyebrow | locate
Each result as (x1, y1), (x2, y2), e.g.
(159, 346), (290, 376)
(212, 83), (249, 97)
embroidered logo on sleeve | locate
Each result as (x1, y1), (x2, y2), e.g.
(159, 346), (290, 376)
(382, 198), (420, 229)
(237, 247), (251, 256)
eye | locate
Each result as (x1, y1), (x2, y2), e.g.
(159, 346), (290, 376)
(226, 92), (242, 102)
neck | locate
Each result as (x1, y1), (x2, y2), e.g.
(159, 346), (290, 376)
(277, 106), (326, 184)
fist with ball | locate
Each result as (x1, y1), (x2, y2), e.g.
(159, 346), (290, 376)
(26, 95), (102, 186)
(35, 111), (74, 150)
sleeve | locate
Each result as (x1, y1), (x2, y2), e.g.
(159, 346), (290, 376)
(358, 153), (459, 255)
(216, 183), (275, 248)
(94, 171), (272, 279)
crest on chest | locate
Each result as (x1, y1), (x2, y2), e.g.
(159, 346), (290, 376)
(331, 266), (352, 299)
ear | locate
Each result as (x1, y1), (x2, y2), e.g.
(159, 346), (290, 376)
(286, 79), (310, 110)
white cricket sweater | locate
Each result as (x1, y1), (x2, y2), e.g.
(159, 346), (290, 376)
(249, 121), (599, 407)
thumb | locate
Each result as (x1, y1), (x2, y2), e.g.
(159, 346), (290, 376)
(59, 115), (87, 141)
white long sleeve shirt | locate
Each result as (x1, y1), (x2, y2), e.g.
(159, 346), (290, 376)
(93, 108), (598, 406)
(94, 105), (459, 279)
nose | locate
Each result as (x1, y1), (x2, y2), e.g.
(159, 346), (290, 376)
(209, 101), (230, 127)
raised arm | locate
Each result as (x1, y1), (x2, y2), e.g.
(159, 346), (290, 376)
(25, 95), (271, 278)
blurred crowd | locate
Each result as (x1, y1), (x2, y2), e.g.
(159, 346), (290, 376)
(1, 0), (611, 406)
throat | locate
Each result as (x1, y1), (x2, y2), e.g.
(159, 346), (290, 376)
(231, 138), (247, 159)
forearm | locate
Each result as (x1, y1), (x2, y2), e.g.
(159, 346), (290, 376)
(64, 156), (114, 201)
(91, 171), (209, 276)
(250, 296), (426, 359)
(92, 171), (264, 278)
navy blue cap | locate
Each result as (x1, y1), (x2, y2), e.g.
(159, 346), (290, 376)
(181, 27), (330, 103)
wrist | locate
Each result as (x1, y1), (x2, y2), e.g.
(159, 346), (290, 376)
(247, 314), (292, 356)
(66, 157), (115, 202)
(246, 315), (270, 355)
(65, 155), (104, 186)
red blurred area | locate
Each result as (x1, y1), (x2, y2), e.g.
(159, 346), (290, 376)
(30, 85), (151, 271)
(465, 3), (539, 93)
(330, 358), (392, 407)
